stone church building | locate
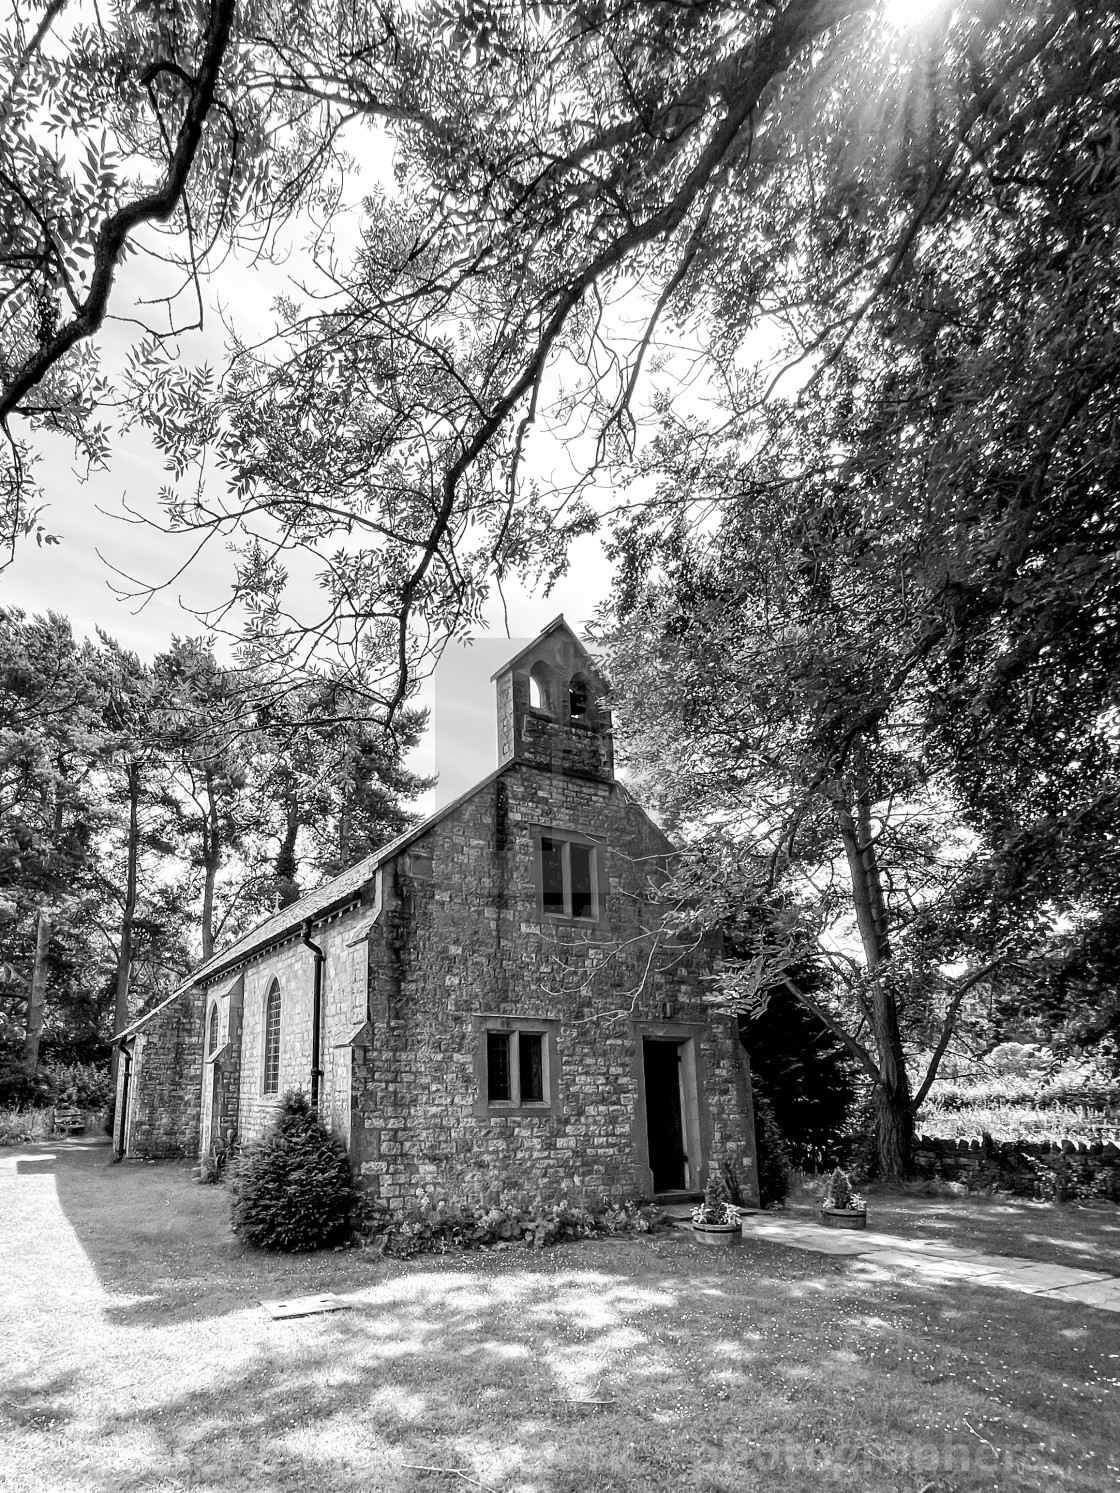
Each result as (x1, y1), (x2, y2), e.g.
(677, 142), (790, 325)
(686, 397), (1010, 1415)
(113, 617), (759, 1209)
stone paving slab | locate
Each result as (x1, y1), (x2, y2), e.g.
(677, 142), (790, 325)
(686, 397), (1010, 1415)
(867, 1249), (1010, 1280)
(772, 1233), (875, 1256)
(1039, 1279), (1120, 1312)
(740, 1220), (990, 1257)
(980, 1262), (1113, 1292)
(738, 1215), (1120, 1311)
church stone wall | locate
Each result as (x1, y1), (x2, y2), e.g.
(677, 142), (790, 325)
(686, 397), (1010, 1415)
(233, 910), (371, 1147)
(353, 762), (758, 1213)
(118, 988), (205, 1159)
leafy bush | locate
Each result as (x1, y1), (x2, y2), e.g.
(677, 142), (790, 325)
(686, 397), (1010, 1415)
(0, 1055), (111, 1111)
(0, 1056), (54, 1108)
(229, 1092), (355, 1251)
(45, 1060), (112, 1110)
(916, 1102), (1120, 1146)
(357, 1196), (667, 1258)
(197, 1126), (237, 1184)
(924, 1051), (1119, 1113)
(986, 1042), (1052, 1077)
(0, 1105), (50, 1145)
(753, 1094), (790, 1208)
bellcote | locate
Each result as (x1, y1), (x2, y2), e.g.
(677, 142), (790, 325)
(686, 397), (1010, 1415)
(491, 616), (614, 782)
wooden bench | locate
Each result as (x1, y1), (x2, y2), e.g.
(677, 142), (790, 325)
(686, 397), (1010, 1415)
(52, 1104), (86, 1134)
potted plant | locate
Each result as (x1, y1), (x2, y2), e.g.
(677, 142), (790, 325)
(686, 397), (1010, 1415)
(692, 1169), (741, 1246)
(820, 1167), (867, 1230)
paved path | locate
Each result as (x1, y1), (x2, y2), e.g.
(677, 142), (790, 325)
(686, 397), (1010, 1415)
(735, 1213), (1120, 1312)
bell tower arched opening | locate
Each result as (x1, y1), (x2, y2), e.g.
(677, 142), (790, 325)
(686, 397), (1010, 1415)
(529, 662), (552, 714)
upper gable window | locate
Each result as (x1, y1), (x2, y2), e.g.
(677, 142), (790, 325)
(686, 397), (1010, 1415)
(262, 981), (282, 1095)
(568, 674), (590, 721)
(529, 662), (552, 714)
(540, 834), (599, 922)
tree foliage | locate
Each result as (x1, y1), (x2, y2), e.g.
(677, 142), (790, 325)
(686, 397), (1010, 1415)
(5, 0), (877, 703)
(0, 609), (429, 1081)
(591, 0), (1120, 1174)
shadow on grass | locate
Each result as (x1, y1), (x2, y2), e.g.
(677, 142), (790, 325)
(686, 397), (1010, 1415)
(0, 1367), (80, 1431)
(9, 1250), (1120, 1493)
(4, 1142), (1120, 1492)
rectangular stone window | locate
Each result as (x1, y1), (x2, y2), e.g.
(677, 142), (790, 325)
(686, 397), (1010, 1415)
(519, 1032), (544, 1103)
(536, 832), (600, 923)
(541, 836), (565, 914)
(474, 1017), (560, 1116)
(487, 1031), (513, 1101)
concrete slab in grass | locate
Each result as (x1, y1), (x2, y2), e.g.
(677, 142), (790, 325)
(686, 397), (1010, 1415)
(869, 1249), (1008, 1281)
(984, 1263), (1113, 1294)
(879, 1238), (989, 1259)
(262, 1293), (348, 1320)
(774, 1234), (875, 1256)
(740, 1222), (821, 1239)
(1038, 1279), (1120, 1312)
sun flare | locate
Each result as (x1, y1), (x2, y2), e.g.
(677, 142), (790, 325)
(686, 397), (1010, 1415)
(882, 0), (950, 28)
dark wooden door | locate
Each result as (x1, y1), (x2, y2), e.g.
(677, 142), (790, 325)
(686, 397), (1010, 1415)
(643, 1039), (686, 1192)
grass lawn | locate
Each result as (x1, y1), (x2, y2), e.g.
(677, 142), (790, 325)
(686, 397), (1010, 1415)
(0, 1140), (1117, 1493)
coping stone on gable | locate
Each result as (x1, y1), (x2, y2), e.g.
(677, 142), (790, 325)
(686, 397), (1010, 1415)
(334, 1021), (372, 1049)
(487, 614), (596, 681)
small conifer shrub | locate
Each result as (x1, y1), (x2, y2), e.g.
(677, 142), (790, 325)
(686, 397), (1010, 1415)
(693, 1167), (740, 1226)
(229, 1091), (355, 1251)
(823, 1167), (865, 1211)
(826, 1166), (852, 1208)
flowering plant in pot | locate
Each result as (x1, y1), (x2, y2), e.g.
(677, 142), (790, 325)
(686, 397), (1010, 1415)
(820, 1167), (867, 1230)
(692, 1169), (742, 1245)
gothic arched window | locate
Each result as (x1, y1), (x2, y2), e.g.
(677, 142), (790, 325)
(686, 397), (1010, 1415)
(568, 673), (590, 721)
(262, 981), (282, 1095)
(207, 1003), (219, 1058)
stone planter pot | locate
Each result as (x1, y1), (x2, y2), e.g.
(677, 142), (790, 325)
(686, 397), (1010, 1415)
(692, 1220), (741, 1246)
(820, 1205), (867, 1230)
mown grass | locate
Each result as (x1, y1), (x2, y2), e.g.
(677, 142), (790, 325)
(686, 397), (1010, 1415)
(1, 1139), (1118, 1493)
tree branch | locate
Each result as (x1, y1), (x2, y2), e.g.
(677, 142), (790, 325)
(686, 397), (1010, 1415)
(0, 0), (236, 425)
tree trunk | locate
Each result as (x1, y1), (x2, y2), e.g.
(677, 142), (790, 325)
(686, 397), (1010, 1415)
(874, 1076), (914, 1181)
(274, 794), (300, 907)
(110, 761), (140, 1085)
(834, 780), (890, 973)
(833, 756), (914, 1180)
(22, 905), (52, 1071)
(200, 768), (220, 961)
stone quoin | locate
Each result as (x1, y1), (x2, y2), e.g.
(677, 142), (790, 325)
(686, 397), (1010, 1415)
(112, 617), (760, 1210)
